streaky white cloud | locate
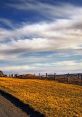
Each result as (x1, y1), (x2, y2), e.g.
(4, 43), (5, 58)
(0, 18), (14, 28)
(0, 65), (35, 71)
(0, 3), (82, 73)
(7, 1), (82, 18)
(1, 60), (82, 74)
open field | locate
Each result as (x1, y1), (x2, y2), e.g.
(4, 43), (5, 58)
(0, 77), (82, 117)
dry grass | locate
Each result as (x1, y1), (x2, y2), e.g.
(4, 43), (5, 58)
(0, 77), (82, 117)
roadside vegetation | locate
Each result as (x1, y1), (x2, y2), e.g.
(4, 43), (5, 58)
(0, 77), (82, 117)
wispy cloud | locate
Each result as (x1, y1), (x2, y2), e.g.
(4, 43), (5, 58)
(7, 1), (82, 19)
(0, 60), (82, 74)
(0, 18), (14, 28)
(0, 2), (82, 73)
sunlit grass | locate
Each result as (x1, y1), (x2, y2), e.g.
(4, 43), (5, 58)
(0, 77), (82, 117)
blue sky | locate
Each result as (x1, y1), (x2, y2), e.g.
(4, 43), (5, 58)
(0, 0), (82, 74)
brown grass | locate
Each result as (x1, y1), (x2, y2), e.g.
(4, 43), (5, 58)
(0, 77), (82, 117)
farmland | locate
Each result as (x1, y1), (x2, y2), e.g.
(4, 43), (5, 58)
(0, 77), (82, 117)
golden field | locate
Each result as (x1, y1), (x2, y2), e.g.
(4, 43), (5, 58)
(0, 77), (82, 117)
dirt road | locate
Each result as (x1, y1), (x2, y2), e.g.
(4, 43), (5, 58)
(0, 94), (28, 117)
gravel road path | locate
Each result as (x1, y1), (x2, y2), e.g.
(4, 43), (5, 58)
(0, 94), (28, 117)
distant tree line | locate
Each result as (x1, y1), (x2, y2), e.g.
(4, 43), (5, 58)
(0, 71), (7, 77)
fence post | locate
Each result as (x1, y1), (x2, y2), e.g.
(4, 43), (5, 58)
(67, 73), (69, 83)
(78, 74), (79, 78)
(80, 74), (82, 85)
(54, 73), (56, 80)
(39, 73), (40, 77)
(46, 73), (48, 78)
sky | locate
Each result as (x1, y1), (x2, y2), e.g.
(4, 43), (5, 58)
(0, 0), (82, 74)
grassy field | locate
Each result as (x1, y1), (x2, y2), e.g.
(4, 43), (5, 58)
(0, 77), (82, 117)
